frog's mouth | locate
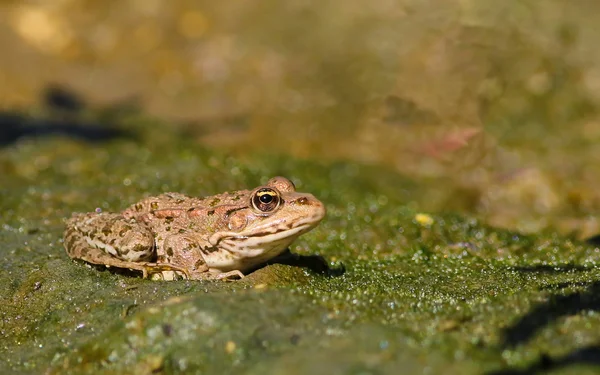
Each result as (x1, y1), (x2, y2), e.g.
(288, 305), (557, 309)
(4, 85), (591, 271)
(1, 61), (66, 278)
(209, 222), (318, 252)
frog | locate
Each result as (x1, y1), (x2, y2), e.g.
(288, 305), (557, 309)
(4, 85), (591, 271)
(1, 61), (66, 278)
(63, 177), (326, 280)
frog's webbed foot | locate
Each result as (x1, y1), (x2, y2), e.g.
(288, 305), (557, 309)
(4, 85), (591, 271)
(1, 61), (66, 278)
(150, 268), (244, 281)
(137, 262), (192, 280)
(95, 259), (191, 280)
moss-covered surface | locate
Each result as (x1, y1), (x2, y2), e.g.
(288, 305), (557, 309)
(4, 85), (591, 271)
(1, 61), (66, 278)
(1, 117), (600, 375)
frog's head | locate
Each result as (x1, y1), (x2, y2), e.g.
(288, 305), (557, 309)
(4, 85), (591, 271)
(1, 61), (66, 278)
(208, 177), (326, 259)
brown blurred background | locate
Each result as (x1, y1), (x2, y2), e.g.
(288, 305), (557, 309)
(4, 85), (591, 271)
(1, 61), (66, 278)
(2, 0), (600, 237)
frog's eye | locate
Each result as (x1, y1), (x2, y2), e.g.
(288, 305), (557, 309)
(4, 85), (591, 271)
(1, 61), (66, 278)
(251, 188), (281, 213)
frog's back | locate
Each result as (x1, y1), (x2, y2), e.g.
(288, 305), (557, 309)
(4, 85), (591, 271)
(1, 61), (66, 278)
(122, 190), (245, 216)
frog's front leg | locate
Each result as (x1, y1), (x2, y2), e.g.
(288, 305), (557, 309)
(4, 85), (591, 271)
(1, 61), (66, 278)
(64, 213), (189, 278)
(152, 234), (209, 280)
(154, 234), (244, 281)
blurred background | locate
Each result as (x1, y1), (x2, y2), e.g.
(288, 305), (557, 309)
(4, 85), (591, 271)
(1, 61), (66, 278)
(2, 0), (600, 238)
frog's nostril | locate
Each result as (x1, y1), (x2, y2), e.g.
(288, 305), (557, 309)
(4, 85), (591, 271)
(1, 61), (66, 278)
(297, 197), (309, 205)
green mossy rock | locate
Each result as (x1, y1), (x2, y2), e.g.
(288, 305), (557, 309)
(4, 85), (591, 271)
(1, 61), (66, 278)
(2, 120), (600, 375)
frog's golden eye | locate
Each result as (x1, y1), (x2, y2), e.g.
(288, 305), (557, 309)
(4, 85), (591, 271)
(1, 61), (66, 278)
(251, 188), (281, 213)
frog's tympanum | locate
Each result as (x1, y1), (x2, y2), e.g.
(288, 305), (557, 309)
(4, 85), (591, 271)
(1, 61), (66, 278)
(64, 177), (326, 280)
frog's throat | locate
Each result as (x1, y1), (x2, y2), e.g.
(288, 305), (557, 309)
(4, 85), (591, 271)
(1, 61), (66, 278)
(208, 222), (316, 251)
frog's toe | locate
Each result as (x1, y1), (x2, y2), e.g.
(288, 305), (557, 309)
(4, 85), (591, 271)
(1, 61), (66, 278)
(150, 270), (185, 281)
(137, 262), (191, 280)
(215, 270), (245, 281)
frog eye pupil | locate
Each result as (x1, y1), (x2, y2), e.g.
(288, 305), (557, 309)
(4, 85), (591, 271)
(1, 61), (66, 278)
(252, 188), (280, 212)
(259, 194), (273, 204)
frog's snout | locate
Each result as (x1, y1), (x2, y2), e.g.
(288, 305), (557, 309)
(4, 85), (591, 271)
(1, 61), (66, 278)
(290, 194), (326, 222)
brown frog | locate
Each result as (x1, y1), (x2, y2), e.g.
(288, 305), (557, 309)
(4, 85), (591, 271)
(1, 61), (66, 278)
(64, 177), (326, 280)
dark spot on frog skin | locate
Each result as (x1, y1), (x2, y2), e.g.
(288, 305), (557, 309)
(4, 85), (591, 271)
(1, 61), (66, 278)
(133, 244), (147, 252)
(209, 198), (221, 207)
(166, 247), (174, 256)
(67, 237), (77, 250)
(151, 202), (159, 210)
(165, 217), (174, 224)
(66, 236), (76, 251)
(224, 207), (245, 218)
(208, 210), (215, 216)
(135, 204), (143, 211)
(202, 246), (219, 254)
